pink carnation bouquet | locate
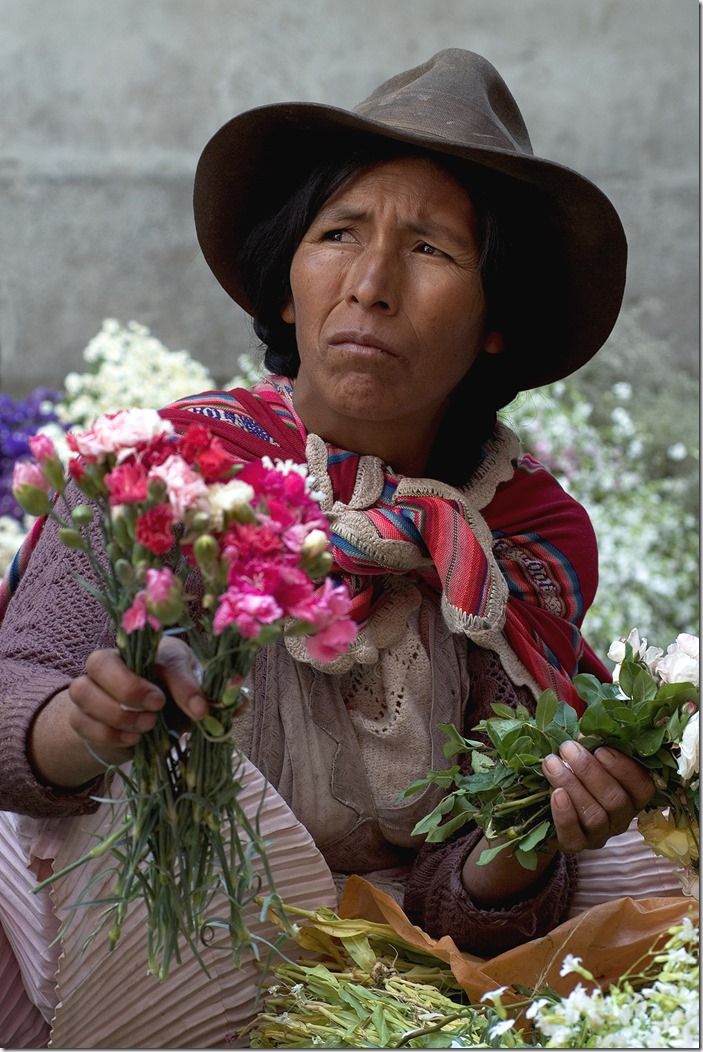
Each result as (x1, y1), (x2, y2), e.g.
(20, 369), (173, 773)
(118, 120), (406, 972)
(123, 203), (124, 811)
(13, 411), (357, 979)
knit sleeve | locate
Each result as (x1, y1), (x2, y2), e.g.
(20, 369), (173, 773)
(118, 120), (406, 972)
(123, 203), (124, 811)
(0, 489), (115, 816)
(403, 644), (577, 954)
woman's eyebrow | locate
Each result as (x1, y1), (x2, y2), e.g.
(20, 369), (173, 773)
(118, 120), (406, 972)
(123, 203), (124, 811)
(314, 205), (471, 245)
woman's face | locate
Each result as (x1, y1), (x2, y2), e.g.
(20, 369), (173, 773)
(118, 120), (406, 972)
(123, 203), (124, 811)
(283, 156), (501, 465)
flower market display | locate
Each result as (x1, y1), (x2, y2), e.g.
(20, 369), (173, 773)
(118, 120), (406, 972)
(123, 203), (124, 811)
(406, 629), (699, 890)
(241, 902), (699, 1048)
(14, 410), (357, 980)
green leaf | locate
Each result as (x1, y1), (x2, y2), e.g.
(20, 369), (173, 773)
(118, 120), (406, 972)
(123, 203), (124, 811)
(631, 668), (658, 704)
(402, 766), (461, 797)
(579, 701), (617, 735)
(471, 751), (495, 773)
(617, 659), (639, 699)
(535, 689), (559, 731)
(573, 674), (608, 706)
(514, 846), (539, 870)
(610, 705), (640, 724)
(490, 703), (520, 719)
(553, 702), (580, 738)
(424, 808), (477, 842)
(411, 795), (456, 837)
(476, 839), (514, 866)
(632, 725), (667, 756)
(517, 819), (553, 852)
(201, 715), (225, 737)
(438, 723), (479, 759)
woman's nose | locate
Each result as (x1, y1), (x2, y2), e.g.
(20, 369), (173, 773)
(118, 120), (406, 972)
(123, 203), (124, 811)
(345, 245), (399, 312)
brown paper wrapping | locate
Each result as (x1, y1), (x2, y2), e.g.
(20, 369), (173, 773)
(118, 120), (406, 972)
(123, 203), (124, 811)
(339, 874), (698, 1007)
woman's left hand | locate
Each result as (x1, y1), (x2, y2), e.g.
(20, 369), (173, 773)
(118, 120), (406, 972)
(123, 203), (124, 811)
(542, 741), (656, 852)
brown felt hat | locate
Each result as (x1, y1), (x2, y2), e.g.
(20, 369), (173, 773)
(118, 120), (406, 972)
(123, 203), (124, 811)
(194, 48), (627, 389)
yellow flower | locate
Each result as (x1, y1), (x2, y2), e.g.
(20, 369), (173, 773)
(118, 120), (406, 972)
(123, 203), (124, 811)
(638, 809), (699, 868)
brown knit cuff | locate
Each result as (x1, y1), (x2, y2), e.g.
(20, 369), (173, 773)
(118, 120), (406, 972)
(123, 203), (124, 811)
(405, 827), (577, 956)
(0, 668), (101, 817)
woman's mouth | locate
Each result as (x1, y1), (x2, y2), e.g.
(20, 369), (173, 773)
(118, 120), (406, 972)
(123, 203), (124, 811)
(327, 331), (398, 358)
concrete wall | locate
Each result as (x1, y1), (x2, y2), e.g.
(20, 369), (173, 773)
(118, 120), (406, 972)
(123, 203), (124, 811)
(1, 0), (698, 393)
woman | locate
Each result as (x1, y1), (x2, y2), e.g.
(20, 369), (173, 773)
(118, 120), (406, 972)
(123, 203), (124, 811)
(0, 49), (655, 961)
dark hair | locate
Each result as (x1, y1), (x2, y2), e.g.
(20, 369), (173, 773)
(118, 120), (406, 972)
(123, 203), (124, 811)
(238, 141), (520, 485)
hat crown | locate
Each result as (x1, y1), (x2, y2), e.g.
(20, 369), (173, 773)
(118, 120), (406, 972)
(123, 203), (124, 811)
(354, 49), (534, 156)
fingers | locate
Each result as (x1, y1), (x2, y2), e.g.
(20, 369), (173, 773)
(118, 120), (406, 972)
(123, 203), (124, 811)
(542, 740), (655, 853)
(68, 637), (208, 758)
(70, 650), (162, 750)
(153, 636), (208, 720)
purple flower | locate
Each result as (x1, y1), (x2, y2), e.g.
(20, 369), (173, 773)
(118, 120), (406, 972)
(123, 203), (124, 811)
(0, 389), (65, 521)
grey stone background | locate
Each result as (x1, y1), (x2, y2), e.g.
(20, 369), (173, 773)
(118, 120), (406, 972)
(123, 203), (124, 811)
(1, 0), (698, 394)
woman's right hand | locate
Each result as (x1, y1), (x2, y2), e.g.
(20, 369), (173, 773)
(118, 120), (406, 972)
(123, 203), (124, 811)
(29, 636), (208, 789)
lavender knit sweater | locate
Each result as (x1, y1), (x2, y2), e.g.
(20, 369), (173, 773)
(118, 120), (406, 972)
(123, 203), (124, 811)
(0, 506), (575, 957)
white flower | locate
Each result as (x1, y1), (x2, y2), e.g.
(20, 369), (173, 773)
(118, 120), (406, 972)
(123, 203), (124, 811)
(676, 711), (699, 781)
(607, 639), (627, 664)
(206, 480), (255, 521)
(668, 441), (688, 461)
(488, 1019), (515, 1037)
(559, 954), (595, 980)
(657, 633), (699, 687)
(608, 628), (663, 682)
(612, 381), (632, 400)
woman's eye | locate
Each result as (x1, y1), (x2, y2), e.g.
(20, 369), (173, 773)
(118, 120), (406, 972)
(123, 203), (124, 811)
(322, 229), (350, 242)
(417, 241), (444, 257)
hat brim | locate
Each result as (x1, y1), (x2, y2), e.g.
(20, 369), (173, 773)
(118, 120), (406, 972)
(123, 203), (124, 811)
(194, 102), (627, 389)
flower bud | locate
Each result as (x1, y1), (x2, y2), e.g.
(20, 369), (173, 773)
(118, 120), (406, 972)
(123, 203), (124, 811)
(43, 458), (67, 494)
(188, 510), (211, 534)
(147, 479), (167, 502)
(13, 484), (52, 517)
(301, 528), (329, 560)
(71, 504), (94, 527)
(58, 527), (86, 551)
(193, 534), (219, 570)
(114, 559), (135, 586)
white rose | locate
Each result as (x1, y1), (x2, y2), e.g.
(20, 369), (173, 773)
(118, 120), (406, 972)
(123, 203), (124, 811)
(676, 712), (699, 782)
(657, 634), (699, 688)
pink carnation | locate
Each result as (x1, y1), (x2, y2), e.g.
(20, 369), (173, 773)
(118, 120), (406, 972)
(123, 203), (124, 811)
(299, 579), (358, 662)
(12, 460), (51, 492)
(306, 618), (358, 662)
(28, 433), (58, 463)
(213, 589), (283, 637)
(148, 454), (209, 519)
(105, 462), (149, 505)
(144, 567), (178, 605)
(121, 592), (160, 634)
(67, 409), (174, 463)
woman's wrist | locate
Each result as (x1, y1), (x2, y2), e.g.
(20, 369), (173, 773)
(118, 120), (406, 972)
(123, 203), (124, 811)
(28, 689), (129, 789)
(460, 835), (557, 906)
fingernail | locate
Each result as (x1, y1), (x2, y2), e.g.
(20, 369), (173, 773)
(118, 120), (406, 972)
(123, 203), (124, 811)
(543, 754), (563, 775)
(560, 740), (583, 764)
(135, 713), (156, 733)
(552, 787), (570, 811)
(119, 732), (140, 746)
(188, 695), (208, 719)
(144, 691), (164, 712)
(595, 747), (616, 765)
